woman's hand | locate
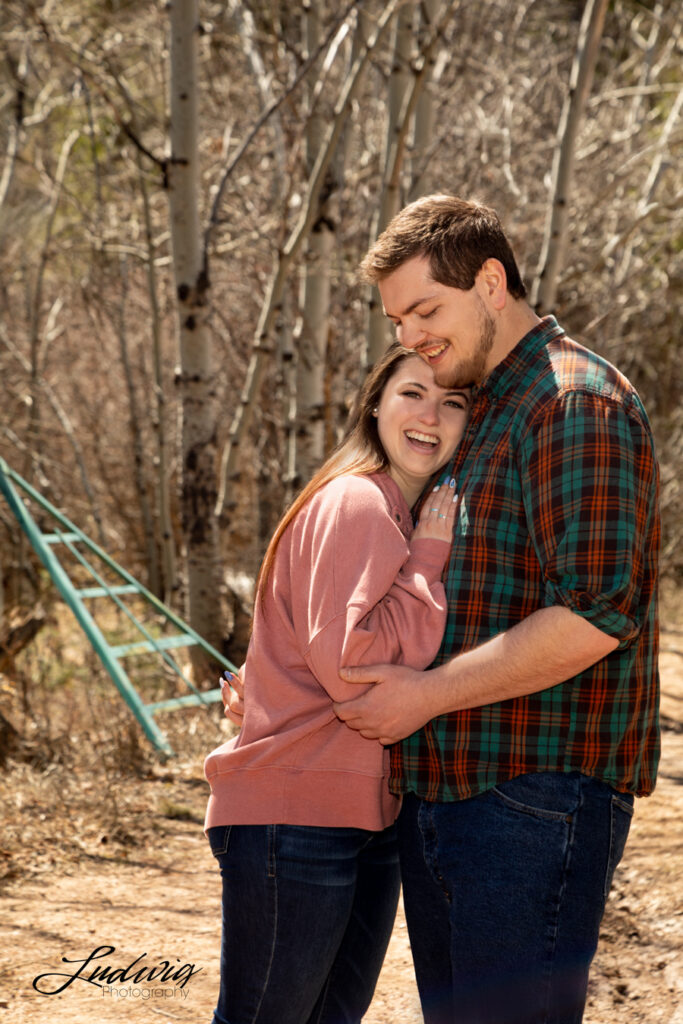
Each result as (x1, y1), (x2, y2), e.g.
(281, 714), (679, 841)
(220, 665), (245, 727)
(412, 478), (457, 542)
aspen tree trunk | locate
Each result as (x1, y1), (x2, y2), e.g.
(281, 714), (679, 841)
(409, 0), (443, 200)
(531, 0), (609, 313)
(365, 3), (415, 365)
(136, 148), (177, 603)
(115, 255), (161, 597)
(0, 42), (27, 231)
(167, 0), (223, 670)
(293, 0), (338, 490)
(216, 0), (400, 518)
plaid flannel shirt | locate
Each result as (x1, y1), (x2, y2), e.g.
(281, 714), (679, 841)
(391, 317), (660, 801)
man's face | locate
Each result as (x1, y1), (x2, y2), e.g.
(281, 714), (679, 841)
(378, 254), (496, 389)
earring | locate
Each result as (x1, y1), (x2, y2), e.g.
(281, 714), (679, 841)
(372, 406), (378, 417)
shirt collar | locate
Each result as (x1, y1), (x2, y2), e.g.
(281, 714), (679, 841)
(476, 315), (565, 400)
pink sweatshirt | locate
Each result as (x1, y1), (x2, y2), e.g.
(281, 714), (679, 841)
(204, 472), (450, 832)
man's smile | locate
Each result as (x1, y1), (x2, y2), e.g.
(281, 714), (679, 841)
(418, 341), (449, 361)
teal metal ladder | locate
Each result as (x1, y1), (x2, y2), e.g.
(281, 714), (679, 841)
(0, 458), (237, 757)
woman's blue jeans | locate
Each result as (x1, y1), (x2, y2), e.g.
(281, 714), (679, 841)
(206, 822), (400, 1024)
(397, 772), (634, 1024)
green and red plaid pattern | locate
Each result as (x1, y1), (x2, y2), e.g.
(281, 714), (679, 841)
(391, 317), (660, 801)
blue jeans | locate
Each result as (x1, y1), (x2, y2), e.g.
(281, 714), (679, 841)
(398, 772), (634, 1024)
(207, 822), (400, 1024)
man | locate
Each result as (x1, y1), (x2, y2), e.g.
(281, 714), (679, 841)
(333, 195), (660, 1024)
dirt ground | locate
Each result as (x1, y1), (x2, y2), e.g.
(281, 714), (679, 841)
(0, 585), (681, 1023)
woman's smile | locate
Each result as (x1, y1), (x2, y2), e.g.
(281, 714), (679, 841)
(375, 356), (470, 505)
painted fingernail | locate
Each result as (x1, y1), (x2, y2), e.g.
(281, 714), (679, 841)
(222, 670), (235, 683)
(449, 477), (456, 487)
(433, 484), (440, 491)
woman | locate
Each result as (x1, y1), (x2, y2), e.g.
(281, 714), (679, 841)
(204, 343), (469, 1024)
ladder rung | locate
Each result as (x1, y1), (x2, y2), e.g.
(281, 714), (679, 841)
(110, 634), (200, 658)
(43, 532), (81, 544)
(78, 584), (140, 598)
(147, 689), (223, 713)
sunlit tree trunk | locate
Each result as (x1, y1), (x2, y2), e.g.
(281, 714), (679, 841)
(167, 0), (223, 671)
(0, 41), (27, 235)
(365, 3), (415, 365)
(292, 0), (339, 490)
(531, 0), (609, 313)
(409, 0), (444, 200)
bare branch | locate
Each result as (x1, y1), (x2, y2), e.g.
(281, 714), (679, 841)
(203, 0), (362, 269)
(216, 0), (402, 515)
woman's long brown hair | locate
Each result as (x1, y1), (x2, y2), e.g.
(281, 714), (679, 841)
(256, 342), (417, 604)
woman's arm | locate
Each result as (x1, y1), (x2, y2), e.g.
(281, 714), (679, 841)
(301, 477), (454, 702)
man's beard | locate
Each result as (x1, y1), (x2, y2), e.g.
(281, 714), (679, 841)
(432, 302), (496, 389)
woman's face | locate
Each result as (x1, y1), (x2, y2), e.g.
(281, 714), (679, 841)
(376, 356), (470, 505)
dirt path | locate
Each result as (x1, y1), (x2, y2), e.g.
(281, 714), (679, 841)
(1, 618), (681, 1022)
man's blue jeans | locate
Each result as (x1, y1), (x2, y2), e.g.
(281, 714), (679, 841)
(397, 772), (634, 1024)
(206, 822), (400, 1024)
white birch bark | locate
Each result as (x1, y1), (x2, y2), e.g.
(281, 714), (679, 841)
(409, 0), (446, 200)
(530, 0), (610, 312)
(0, 41), (28, 230)
(365, 3), (415, 364)
(167, 0), (223, 665)
(292, 0), (338, 489)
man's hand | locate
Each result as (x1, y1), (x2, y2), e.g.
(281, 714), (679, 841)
(221, 665), (245, 727)
(335, 608), (620, 745)
(333, 664), (435, 745)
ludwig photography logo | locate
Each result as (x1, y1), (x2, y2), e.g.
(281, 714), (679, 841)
(32, 944), (202, 1001)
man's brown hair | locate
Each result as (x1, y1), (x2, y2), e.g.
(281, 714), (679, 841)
(361, 194), (527, 300)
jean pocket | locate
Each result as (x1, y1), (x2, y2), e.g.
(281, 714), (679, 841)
(491, 772), (581, 822)
(604, 793), (634, 899)
(207, 824), (232, 858)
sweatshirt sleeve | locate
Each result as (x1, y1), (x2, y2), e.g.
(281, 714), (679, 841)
(298, 476), (450, 702)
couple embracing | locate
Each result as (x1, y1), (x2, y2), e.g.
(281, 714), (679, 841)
(204, 195), (660, 1024)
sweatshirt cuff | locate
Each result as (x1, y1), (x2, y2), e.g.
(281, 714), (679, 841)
(408, 537), (451, 574)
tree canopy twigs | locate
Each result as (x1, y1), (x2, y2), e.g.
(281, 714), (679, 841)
(203, 0), (363, 275)
(216, 0), (402, 516)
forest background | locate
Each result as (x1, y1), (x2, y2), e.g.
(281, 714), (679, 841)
(0, 2), (681, 1021)
(0, 0), (681, 660)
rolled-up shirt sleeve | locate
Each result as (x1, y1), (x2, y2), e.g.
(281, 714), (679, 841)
(518, 390), (659, 645)
(300, 478), (450, 702)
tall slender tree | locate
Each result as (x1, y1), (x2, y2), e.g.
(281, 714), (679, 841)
(531, 0), (610, 312)
(167, 0), (223, 669)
